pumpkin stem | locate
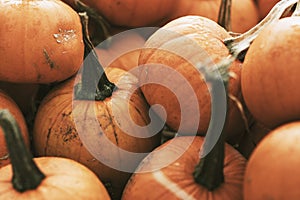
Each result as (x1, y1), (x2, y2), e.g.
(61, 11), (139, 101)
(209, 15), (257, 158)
(292, 1), (300, 16)
(74, 0), (111, 45)
(217, 0), (232, 31)
(74, 12), (116, 101)
(0, 109), (45, 192)
(193, 56), (234, 190)
(224, 0), (297, 61)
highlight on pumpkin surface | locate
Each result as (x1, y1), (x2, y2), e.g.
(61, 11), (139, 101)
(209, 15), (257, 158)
(71, 25), (229, 173)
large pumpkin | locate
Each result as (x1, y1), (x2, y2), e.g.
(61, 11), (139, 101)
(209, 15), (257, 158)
(32, 67), (161, 200)
(0, 0), (84, 83)
(122, 136), (247, 200)
(138, 15), (246, 144)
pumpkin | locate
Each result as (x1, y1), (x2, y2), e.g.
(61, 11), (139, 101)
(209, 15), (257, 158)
(257, 0), (281, 19)
(0, 0), (84, 83)
(241, 15), (300, 129)
(0, 90), (29, 168)
(170, 0), (259, 33)
(62, 0), (178, 27)
(33, 14), (162, 200)
(244, 121), (300, 199)
(0, 109), (110, 199)
(122, 136), (247, 200)
(138, 15), (246, 144)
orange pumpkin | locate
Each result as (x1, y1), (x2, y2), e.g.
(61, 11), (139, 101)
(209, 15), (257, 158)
(0, 90), (29, 168)
(0, 0), (84, 83)
(244, 121), (300, 199)
(0, 109), (110, 200)
(241, 16), (300, 128)
(122, 136), (247, 200)
(138, 15), (246, 143)
(62, 0), (178, 27)
(33, 66), (162, 200)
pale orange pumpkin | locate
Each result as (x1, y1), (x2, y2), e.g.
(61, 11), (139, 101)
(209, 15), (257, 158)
(0, 90), (29, 168)
(0, 109), (110, 200)
(138, 15), (246, 143)
(0, 0), (84, 83)
(122, 136), (247, 200)
(241, 15), (300, 129)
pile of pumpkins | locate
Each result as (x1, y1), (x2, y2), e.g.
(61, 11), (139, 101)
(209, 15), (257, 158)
(0, 0), (300, 199)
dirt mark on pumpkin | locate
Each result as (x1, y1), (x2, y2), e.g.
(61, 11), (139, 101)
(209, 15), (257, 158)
(43, 49), (58, 69)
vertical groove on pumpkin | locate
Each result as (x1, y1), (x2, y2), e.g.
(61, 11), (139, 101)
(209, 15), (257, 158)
(0, 109), (45, 192)
(217, 0), (232, 31)
(74, 12), (116, 101)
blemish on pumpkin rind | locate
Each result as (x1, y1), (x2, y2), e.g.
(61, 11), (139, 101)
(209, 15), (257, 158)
(43, 49), (58, 69)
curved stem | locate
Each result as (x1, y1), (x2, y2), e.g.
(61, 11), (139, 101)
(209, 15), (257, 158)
(74, 0), (111, 45)
(0, 109), (45, 192)
(74, 12), (116, 101)
(193, 56), (234, 190)
(224, 0), (298, 61)
(292, 1), (300, 16)
(218, 0), (232, 31)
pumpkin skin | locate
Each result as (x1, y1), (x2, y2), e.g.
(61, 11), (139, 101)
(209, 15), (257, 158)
(169, 0), (259, 33)
(95, 30), (146, 74)
(0, 0), (84, 83)
(33, 67), (161, 200)
(0, 157), (111, 199)
(122, 136), (247, 200)
(244, 121), (300, 200)
(257, 0), (280, 19)
(241, 16), (300, 129)
(0, 90), (29, 168)
(63, 0), (178, 27)
(138, 15), (246, 144)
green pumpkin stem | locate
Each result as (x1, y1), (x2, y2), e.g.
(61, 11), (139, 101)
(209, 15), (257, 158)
(224, 0), (297, 61)
(218, 0), (232, 31)
(74, 12), (116, 101)
(193, 55), (235, 190)
(0, 109), (45, 192)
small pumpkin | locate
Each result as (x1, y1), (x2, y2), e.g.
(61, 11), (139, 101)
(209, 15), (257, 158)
(0, 90), (29, 168)
(0, 109), (110, 200)
(244, 121), (300, 199)
(122, 136), (247, 200)
(0, 0), (84, 83)
(241, 14), (300, 129)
